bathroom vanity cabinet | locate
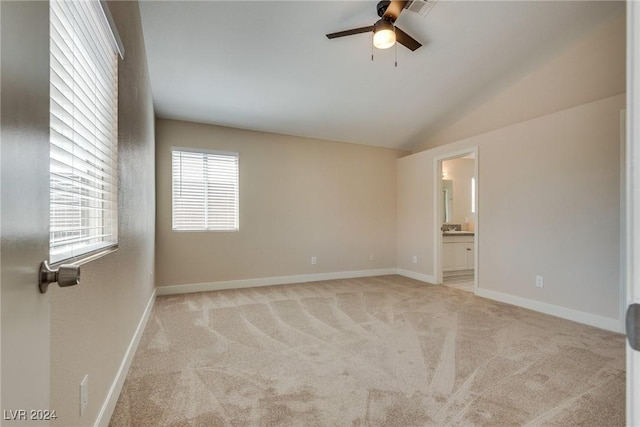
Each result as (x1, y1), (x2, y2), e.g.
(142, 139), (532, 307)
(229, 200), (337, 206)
(442, 234), (474, 271)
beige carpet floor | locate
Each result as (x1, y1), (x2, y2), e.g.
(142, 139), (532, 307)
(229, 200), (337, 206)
(110, 275), (625, 426)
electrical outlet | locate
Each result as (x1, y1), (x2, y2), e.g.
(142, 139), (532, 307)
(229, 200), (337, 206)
(80, 374), (88, 416)
(535, 276), (544, 288)
(412, 255), (418, 264)
(311, 256), (317, 265)
(369, 253), (375, 261)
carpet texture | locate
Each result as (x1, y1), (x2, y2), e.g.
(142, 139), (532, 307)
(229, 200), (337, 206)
(109, 275), (625, 426)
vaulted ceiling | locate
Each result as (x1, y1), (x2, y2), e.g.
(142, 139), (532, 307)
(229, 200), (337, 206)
(139, 1), (623, 150)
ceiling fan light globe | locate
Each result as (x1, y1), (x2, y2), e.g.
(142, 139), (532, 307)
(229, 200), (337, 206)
(373, 29), (396, 49)
(373, 19), (396, 49)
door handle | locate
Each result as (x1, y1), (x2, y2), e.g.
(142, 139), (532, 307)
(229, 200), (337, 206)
(39, 261), (80, 293)
(627, 303), (640, 351)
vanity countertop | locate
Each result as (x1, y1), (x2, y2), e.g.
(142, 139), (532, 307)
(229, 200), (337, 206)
(443, 231), (475, 236)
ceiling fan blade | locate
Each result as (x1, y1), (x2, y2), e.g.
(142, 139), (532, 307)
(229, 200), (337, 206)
(326, 26), (374, 39)
(383, 0), (408, 22)
(395, 27), (422, 51)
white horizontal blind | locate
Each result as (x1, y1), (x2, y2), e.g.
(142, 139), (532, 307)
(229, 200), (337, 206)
(50, 0), (119, 263)
(172, 149), (239, 231)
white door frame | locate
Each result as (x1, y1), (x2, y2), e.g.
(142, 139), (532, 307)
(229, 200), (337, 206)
(626, 0), (639, 424)
(621, 109), (628, 334)
(433, 146), (479, 290)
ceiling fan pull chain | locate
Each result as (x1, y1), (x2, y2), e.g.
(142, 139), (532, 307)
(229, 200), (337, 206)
(395, 42), (398, 67)
(371, 37), (374, 61)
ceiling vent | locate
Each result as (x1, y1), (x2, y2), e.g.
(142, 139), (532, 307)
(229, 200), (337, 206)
(404, 0), (437, 17)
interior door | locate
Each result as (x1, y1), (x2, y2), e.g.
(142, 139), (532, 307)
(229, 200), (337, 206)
(1, 2), (52, 425)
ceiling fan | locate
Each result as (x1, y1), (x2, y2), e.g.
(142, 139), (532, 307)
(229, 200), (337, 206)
(326, 0), (422, 51)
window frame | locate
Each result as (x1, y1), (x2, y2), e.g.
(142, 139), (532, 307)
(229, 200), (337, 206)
(48, 0), (123, 266)
(171, 147), (240, 232)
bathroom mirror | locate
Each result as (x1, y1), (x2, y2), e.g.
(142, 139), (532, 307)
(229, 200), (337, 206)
(442, 179), (453, 223)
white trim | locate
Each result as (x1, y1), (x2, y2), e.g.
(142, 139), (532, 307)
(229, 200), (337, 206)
(627, 0), (640, 424)
(155, 269), (398, 296)
(94, 289), (157, 427)
(98, 1), (124, 59)
(620, 109), (627, 334)
(396, 269), (436, 284)
(154, 267), (622, 334)
(434, 155), (443, 284)
(473, 150), (479, 292)
(476, 288), (621, 333)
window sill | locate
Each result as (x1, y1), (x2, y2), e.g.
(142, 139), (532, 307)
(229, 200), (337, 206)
(50, 245), (118, 268)
(172, 229), (239, 233)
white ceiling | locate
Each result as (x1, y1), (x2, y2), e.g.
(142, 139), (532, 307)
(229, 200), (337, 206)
(139, 1), (623, 150)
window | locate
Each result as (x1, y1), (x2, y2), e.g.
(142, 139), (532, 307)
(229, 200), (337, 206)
(172, 149), (239, 231)
(49, 0), (122, 263)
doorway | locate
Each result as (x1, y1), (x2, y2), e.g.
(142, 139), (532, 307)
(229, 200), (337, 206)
(434, 148), (478, 292)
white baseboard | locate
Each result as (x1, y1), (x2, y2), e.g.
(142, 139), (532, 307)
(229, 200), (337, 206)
(94, 289), (157, 427)
(88, 268), (623, 427)
(396, 269), (437, 285)
(156, 268), (620, 334)
(475, 288), (622, 333)
(155, 268), (398, 296)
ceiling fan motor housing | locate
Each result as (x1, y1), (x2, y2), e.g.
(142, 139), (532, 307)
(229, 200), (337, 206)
(377, 1), (392, 18)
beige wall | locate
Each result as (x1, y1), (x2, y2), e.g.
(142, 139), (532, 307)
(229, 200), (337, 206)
(50, 2), (156, 426)
(156, 119), (403, 287)
(397, 154), (434, 276)
(398, 93), (624, 321)
(442, 157), (475, 230)
(413, 11), (625, 152)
